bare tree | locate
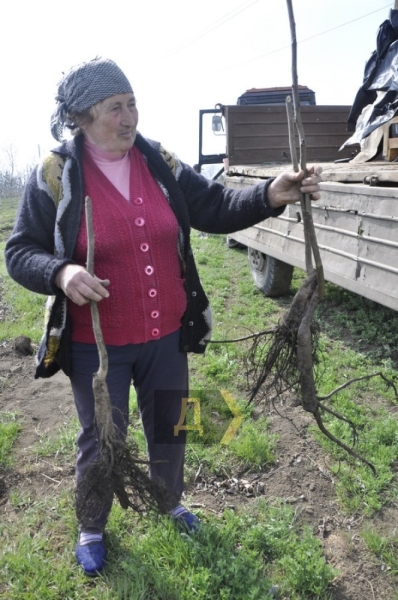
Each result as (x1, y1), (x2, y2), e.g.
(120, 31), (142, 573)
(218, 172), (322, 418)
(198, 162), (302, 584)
(0, 143), (28, 200)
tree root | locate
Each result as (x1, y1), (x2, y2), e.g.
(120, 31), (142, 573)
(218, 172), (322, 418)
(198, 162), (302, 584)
(248, 272), (319, 404)
(312, 407), (376, 476)
(76, 438), (177, 529)
(247, 270), (398, 474)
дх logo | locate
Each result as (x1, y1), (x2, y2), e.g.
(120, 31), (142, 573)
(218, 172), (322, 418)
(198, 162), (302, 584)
(154, 389), (243, 445)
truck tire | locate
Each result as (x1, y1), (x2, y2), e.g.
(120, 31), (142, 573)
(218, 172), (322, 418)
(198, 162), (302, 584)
(248, 247), (294, 297)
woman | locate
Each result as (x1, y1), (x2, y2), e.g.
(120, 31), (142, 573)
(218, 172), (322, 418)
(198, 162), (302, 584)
(5, 57), (322, 576)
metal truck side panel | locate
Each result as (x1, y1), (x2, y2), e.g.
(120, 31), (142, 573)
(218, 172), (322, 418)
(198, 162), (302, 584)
(227, 177), (398, 311)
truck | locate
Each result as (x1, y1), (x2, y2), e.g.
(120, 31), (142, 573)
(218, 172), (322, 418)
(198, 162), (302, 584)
(198, 87), (398, 312)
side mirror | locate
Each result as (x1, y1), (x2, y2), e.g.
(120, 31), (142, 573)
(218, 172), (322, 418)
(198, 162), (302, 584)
(212, 115), (224, 133)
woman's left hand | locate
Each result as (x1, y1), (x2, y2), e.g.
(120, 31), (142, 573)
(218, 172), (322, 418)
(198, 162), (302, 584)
(267, 165), (323, 209)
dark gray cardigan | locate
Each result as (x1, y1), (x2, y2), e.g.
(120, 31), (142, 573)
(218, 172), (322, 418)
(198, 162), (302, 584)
(5, 133), (284, 378)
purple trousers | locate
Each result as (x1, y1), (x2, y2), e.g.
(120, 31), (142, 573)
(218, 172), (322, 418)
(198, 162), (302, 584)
(69, 329), (188, 531)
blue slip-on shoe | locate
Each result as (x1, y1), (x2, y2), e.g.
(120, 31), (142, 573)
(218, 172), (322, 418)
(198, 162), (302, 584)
(169, 504), (201, 533)
(75, 540), (106, 576)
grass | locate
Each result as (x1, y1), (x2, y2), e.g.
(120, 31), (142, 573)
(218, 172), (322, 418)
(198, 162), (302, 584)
(1, 223), (398, 596)
(128, 385), (277, 476)
(0, 199), (45, 343)
(0, 242), (45, 344)
(362, 528), (398, 575)
(34, 417), (80, 460)
(0, 493), (335, 600)
(228, 418), (277, 469)
(318, 282), (398, 363)
(0, 197), (19, 233)
(311, 400), (398, 515)
(305, 334), (398, 515)
(0, 412), (22, 467)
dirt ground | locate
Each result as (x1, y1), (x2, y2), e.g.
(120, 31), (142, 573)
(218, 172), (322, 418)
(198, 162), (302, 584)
(0, 340), (397, 599)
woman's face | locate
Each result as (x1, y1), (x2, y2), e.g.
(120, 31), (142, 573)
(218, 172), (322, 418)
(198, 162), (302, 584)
(81, 93), (138, 155)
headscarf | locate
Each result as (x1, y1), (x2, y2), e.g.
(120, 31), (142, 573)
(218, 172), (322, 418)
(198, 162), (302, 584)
(50, 57), (134, 141)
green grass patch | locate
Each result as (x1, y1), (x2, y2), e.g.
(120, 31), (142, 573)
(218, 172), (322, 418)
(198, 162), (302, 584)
(318, 281), (398, 363)
(0, 412), (21, 467)
(0, 493), (336, 600)
(34, 418), (80, 460)
(228, 418), (277, 469)
(0, 197), (19, 239)
(311, 394), (398, 514)
(184, 429), (277, 480)
(0, 492), (79, 599)
(362, 528), (398, 575)
(0, 196), (44, 342)
(0, 242), (45, 343)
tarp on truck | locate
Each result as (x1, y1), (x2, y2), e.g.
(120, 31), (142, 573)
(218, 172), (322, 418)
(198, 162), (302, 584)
(343, 9), (398, 147)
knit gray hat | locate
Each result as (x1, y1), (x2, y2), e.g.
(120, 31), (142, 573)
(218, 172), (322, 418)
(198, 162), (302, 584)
(51, 57), (133, 141)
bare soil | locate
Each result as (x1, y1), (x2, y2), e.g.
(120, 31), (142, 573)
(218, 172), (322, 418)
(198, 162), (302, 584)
(0, 341), (397, 599)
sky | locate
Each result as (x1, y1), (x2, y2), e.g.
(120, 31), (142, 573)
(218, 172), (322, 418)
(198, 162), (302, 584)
(0, 0), (395, 172)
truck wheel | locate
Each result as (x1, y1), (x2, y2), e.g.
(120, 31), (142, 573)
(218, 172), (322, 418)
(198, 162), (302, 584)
(248, 247), (294, 296)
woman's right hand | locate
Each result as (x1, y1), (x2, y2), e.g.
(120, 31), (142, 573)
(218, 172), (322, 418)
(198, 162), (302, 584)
(55, 264), (110, 306)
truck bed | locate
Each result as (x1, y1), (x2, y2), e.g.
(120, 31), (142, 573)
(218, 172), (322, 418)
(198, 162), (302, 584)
(226, 161), (398, 184)
(225, 162), (398, 311)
